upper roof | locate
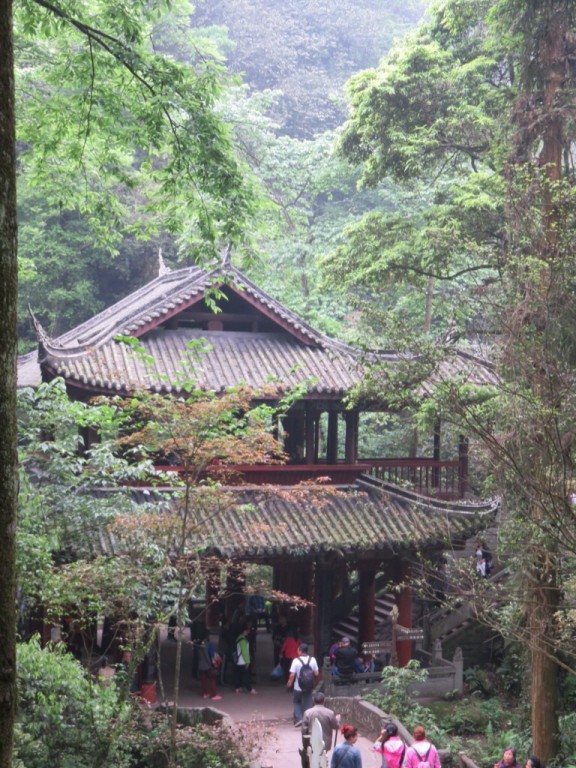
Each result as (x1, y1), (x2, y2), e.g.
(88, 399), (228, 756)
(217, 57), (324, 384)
(18, 260), (495, 400)
(20, 263), (386, 397)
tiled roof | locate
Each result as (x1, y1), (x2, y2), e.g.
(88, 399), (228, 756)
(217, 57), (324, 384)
(39, 329), (361, 396)
(19, 262), (496, 397)
(22, 264), (380, 395)
(100, 479), (498, 562)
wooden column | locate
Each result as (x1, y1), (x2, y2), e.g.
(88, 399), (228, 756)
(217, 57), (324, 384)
(432, 420), (441, 489)
(397, 561), (413, 667)
(458, 435), (469, 498)
(205, 566), (221, 629)
(344, 411), (359, 464)
(275, 561), (314, 638)
(327, 412), (339, 464)
(358, 567), (376, 652)
(225, 564), (246, 619)
(298, 562), (314, 638)
(305, 409), (316, 464)
(314, 562), (335, 659)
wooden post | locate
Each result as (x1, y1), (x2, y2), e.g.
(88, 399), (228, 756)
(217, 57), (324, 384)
(458, 435), (469, 498)
(432, 420), (441, 489)
(397, 562), (412, 666)
(305, 409), (316, 465)
(344, 411), (359, 464)
(225, 564), (246, 619)
(327, 411), (339, 464)
(390, 605), (399, 667)
(205, 566), (221, 630)
(358, 567), (376, 651)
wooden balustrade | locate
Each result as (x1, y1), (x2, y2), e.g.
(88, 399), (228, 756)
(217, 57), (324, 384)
(149, 456), (467, 498)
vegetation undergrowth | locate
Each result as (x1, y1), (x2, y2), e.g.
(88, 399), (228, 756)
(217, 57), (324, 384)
(363, 661), (530, 768)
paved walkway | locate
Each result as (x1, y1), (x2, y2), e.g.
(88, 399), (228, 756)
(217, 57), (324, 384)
(156, 627), (381, 768)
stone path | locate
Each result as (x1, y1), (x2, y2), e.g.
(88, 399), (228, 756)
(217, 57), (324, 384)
(157, 626), (381, 767)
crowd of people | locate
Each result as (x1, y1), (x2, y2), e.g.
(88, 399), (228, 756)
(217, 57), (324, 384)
(178, 592), (543, 768)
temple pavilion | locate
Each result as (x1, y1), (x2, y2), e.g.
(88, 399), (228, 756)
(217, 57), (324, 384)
(18, 258), (498, 661)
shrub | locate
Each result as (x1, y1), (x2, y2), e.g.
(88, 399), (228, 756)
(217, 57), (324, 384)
(15, 637), (133, 768)
(127, 714), (265, 768)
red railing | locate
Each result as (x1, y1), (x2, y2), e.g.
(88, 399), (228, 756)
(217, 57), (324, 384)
(151, 457), (466, 497)
(153, 463), (372, 486)
(363, 458), (465, 499)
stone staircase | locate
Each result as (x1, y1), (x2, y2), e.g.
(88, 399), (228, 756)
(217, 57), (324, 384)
(426, 526), (504, 666)
(332, 592), (396, 646)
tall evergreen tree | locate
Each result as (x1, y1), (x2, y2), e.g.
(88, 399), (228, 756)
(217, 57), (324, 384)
(337, 1), (576, 759)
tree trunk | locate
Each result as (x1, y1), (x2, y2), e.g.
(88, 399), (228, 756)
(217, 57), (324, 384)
(526, 7), (566, 755)
(0, 0), (18, 765)
(528, 551), (559, 761)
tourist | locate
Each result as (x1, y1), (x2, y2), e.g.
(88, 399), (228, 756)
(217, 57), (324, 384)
(217, 616), (236, 685)
(196, 630), (222, 701)
(332, 636), (357, 680)
(354, 653), (375, 674)
(247, 589), (270, 631)
(97, 656), (116, 686)
(234, 625), (257, 694)
(373, 722), (406, 768)
(302, 691), (340, 755)
(286, 642), (319, 726)
(404, 726), (440, 768)
(494, 748), (522, 768)
(272, 614), (290, 667)
(526, 757), (542, 768)
(280, 625), (300, 682)
(331, 724), (362, 768)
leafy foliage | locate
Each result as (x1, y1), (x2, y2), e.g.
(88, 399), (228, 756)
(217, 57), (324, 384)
(16, 0), (255, 256)
(15, 637), (134, 768)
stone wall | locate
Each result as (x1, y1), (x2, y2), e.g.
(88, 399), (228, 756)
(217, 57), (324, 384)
(326, 696), (453, 768)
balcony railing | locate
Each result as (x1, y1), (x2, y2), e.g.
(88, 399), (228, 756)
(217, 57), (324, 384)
(363, 458), (465, 499)
(151, 457), (467, 498)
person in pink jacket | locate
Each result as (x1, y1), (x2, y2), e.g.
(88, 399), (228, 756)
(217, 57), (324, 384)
(404, 726), (441, 768)
(373, 722), (406, 768)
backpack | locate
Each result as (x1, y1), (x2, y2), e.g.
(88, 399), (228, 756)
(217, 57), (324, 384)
(297, 656), (315, 691)
(414, 744), (432, 768)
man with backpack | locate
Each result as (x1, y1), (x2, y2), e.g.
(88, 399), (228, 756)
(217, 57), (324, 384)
(287, 642), (319, 727)
(404, 726), (440, 768)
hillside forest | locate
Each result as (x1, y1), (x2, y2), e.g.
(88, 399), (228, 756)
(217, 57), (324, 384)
(5, 1), (576, 767)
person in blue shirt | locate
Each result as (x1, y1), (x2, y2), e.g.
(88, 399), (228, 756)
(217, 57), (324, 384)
(247, 589), (270, 631)
(331, 724), (362, 768)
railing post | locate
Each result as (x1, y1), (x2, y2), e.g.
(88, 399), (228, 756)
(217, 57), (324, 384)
(453, 647), (463, 693)
(458, 436), (469, 497)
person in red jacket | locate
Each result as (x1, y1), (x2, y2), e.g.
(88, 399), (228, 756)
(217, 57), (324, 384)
(280, 627), (300, 682)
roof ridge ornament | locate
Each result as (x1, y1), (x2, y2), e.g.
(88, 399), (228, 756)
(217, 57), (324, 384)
(158, 247), (171, 276)
(220, 242), (232, 269)
(28, 305), (53, 350)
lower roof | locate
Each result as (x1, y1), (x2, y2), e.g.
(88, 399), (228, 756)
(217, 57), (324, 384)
(101, 478), (498, 563)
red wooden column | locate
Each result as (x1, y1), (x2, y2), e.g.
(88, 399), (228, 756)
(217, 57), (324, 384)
(297, 562), (315, 638)
(225, 564), (246, 619)
(283, 411), (306, 462)
(396, 561), (413, 666)
(358, 566), (376, 652)
(432, 420), (441, 489)
(205, 565), (221, 629)
(327, 412), (339, 464)
(305, 409), (316, 464)
(344, 411), (359, 464)
(458, 435), (469, 498)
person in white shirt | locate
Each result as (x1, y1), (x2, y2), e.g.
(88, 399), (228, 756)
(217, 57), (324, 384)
(286, 642), (319, 726)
